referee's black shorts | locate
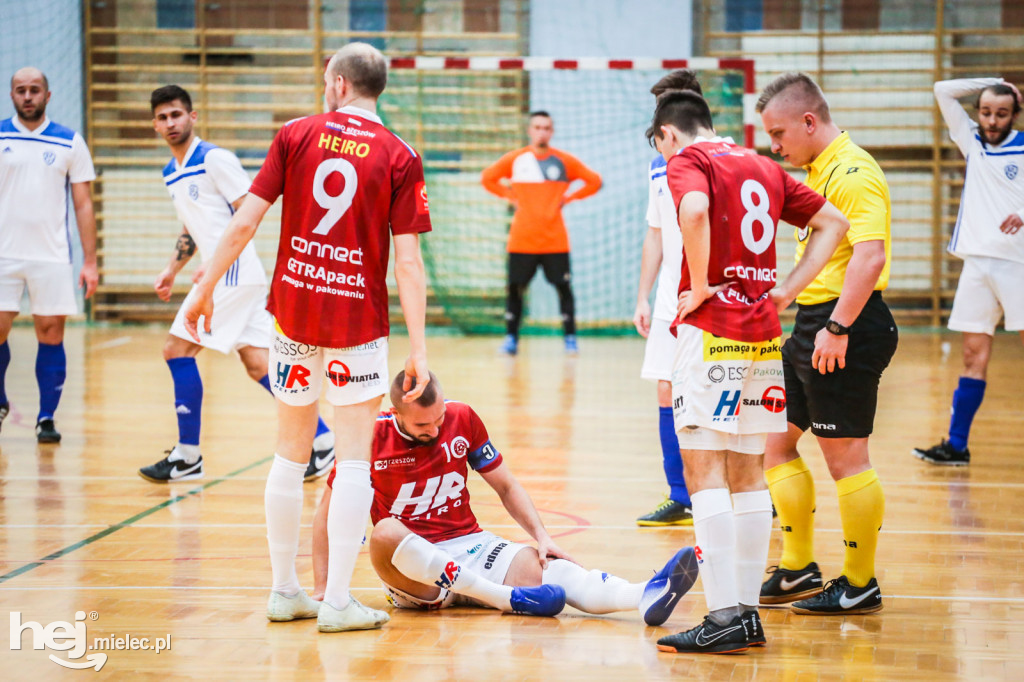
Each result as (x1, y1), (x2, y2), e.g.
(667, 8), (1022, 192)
(782, 291), (898, 439)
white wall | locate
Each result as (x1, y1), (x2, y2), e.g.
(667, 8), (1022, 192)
(530, 0), (692, 58)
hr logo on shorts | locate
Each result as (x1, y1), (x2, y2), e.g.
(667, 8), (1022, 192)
(714, 390), (741, 418)
(434, 562), (460, 590)
(275, 363), (310, 389)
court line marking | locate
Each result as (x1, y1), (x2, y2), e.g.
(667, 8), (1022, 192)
(0, 585), (1021, 605)
(5, 523), (1023, 537)
(0, 454), (274, 584)
(89, 335), (134, 351)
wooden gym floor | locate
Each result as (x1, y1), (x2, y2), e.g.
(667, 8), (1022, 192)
(0, 326), (1022, 680)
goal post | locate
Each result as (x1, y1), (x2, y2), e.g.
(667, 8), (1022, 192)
(378, 57), (756, 334)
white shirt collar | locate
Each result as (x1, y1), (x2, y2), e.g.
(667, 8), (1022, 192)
(692, 134), (735, 145)
(336, 104), (382, 125)
(12, 116), (49, 135)
(175, 136), (203, 171)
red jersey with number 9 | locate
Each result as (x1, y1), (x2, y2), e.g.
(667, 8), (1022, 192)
(249, 105), (432, 348)
(666, 139), (825, 342)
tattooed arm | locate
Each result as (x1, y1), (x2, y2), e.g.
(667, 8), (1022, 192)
(154, 228), (197, 302)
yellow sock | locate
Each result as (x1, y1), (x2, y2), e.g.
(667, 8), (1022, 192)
(765, 458), (815, 570)
(836, 469), (885, 588)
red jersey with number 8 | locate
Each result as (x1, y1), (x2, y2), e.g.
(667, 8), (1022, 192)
(249, 105), (432, 348)
(666, 139), (825, 342)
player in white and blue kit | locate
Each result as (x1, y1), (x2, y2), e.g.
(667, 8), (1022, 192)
(914, 77), (1024, 466)
(0, 67), (98, 443)
(140, 85), (334, 482)
(631, 71), (701, 526)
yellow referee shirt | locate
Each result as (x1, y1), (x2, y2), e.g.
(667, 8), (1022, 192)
(795, 132), (891, 305)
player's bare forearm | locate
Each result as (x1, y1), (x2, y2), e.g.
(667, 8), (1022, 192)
(775, 201), (849, 308)
(166, 230), (196, 274)
(482, 464), (550, 545)
(831, 239), (886, 327)
(195, 194), (269, 296)
(393, 233), (428, 360)
(678, 192), (711, 292)
(71, 182), (98, 264)
(637, 226), (663, 303)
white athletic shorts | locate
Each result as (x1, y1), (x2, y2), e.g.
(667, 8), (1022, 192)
(671, 324), (787, 454)
(171, 283), (272, 354)
(948, 255), (1024, 334)
(640, 317), (676, 382)
(269, 323), (388, 407)
(0, 258), (77, 316)
(382, 530), (529, 610)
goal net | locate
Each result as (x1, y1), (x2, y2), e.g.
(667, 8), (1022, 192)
(379, 57), (754, 334)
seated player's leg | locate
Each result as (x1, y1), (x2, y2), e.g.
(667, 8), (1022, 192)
(264, 325), (324, 623)
(637, 317), (691, 526)
(502, 253), (541, 355)
(373, 520), (565, 616)
(539, 253), (577, 353)
(139, 334), (204, 482)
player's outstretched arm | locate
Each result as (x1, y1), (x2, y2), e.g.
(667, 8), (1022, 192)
(772, 200), (849, 312)
(70, 181), (99, 299)
(634, 226), (662, 337)
(480, 462), (576, 569)
(182, 193), (271, 341)
(155, 229), (196, 302)
(394, 232), (429, 401)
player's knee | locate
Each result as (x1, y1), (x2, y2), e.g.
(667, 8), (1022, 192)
(369, 517), (411, 555)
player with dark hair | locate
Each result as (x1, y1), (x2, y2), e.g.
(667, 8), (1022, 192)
(481, 111), (602, 355)
(633, 70), (704, 527)
(649, 89), (849, 653)
(140, 84), (334, 483)
(755, 72), (898, 614)
(184, 42), (431, 633)
(0, 67), (98, 443)
(914, 77), (1024, 466)
(310, 371), (700, 624)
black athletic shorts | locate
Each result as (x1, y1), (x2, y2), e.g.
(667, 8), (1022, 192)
(508, 252), (571, 288)
(782, 291), (898, 439)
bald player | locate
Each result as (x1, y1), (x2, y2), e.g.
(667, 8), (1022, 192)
(1, 67), (98, 443)
(756, 73), (898, 615)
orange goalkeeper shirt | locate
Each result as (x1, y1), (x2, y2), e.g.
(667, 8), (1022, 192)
(481, 146), (602, 253)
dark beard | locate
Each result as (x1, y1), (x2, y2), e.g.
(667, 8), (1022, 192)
(983, 124), (1013, 146)
(15, 103), (44, 122)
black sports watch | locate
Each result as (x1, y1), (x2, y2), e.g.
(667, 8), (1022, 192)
(824, 319), (851, 336)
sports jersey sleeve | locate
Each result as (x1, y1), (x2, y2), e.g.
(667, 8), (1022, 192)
(465, 406), (502, 473)
(666, 151), (710, 213)
(829, 166), (889, 245)
(933, 78), (1002, 156)
(480, 150), (516, 200)
(69, 134), (97, 183)
(779, 167), (827, 227)
(205, 148), (252, 204)
(389, 150), (432, 236)
(561, 152), (602, 202)
(646, 170), (661, 228)
(249, 125), (289, 203)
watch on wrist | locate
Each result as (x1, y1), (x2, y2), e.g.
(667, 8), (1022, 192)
(824, 319), (851, 336)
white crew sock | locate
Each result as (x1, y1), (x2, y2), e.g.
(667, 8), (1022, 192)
(391, 533), (513, 611)
(170, 443), (201, 464)
(264, 454), (306, 595)
(691, 488), (740, 622)
(323, 460), (374, 611)
(732, 490), (773, 610)
(542, 559), (644, 613)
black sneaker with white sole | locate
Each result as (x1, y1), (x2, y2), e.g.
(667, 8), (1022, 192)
(913, 439), (969, 466)
(305, 441), (336, 482)
(791, 576), (882, 615)
(656, 614), (750, 654)
(759, 562), (823, 604)
(139, 450), (204, 483)
(35, 418), (61, 443)
(0, 402), (9, 433)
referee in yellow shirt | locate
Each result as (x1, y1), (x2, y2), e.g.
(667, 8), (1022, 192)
(754, 73), (898, 614)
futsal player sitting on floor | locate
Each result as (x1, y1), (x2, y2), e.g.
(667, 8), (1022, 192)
(310, 370), (699, 622)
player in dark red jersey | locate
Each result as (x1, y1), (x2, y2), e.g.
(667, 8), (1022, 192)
(646, 90), (850, 654)
(183, 43), (430, 633)
(310, 371), (700, 623)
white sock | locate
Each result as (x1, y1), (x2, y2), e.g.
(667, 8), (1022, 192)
(264, 454), (306, 595)
(323, 460), (374, 611)
(171, 443), (201, 463)
(391, 533), (513, 611)
(732, 490), (773, 610)
(691, 488), (739, 614)
(542, 559), (644, 613)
